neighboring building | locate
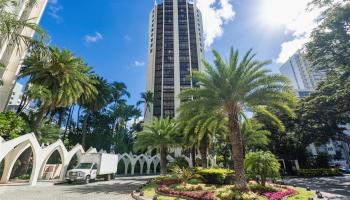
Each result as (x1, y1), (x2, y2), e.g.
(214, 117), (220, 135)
(6, 82), (23, 112)
(0, 0), (48, 112)
(280, 50), (350, 167)
(145, 0), (204, 122)
(279, 49), (324, 96)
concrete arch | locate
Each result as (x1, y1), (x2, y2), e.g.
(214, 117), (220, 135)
(117, 153), (132, 175)
(0, 134), (85, 186)
(0, 142), (32, 183)
(38, 141), (66, 180)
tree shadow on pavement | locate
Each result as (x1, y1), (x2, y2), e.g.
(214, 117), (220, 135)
(285, 176), (350, 200)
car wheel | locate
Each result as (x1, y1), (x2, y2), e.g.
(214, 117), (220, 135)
(85, 175), (90, 184)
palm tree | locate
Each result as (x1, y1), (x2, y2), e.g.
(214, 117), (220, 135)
(80, 76), (112, 149)
(179, 48), (297, 190)
(241, 119), (270, 153)
(178, 109), (225, 168)
(110, 82), (130, 136)
(0, 0), (46, 87)
(134, 117), (180, 175)
(136, 90), (154, 118)
(0, 0), (45, 48)
(19, 47), (97, 139)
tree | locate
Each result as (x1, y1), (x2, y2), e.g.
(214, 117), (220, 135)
(179, 48), (296, 190)
(244, 151), (280, 186)
(110, 82), (130, 136)
(134, 117), (180, 175)
(177, 108), (225, 168)
(0, 112), (26, 140)
(80, 76), (112, 149)
(19, 46), (97, 139)
(137, 90), (154, 118)
(241, 120), (270, 153)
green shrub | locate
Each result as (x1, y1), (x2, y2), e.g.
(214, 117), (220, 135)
(218, 190), (258, 200)
(171, 165), (193, 183)
(196, 167), (234, 185)
(297, 168), (342, 177)
(168, 157), (189, 171)
(249, 184), (278, 192)
(187, 178), (203, 185)
(244, 151), (280, 186)
(154, 175), (179, 184)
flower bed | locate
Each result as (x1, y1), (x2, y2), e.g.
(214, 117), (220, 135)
(156, 179), (216, 200)
(258, 187), (297, 200)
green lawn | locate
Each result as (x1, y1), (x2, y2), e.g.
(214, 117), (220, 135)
(287, 187), (316, 200)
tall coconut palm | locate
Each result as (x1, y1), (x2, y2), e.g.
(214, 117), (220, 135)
(19, 47), (97, 139)
(136, 90), (154, 118)
(80, 76), (112, 149)
(110, 82), (130, 136)
(134, 117), (180, 175)
(179, 48), (297, 190)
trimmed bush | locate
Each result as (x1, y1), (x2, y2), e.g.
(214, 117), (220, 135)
(249, 184), (278, 193)
(244, 151), (280, 186)
(187, 178), (203, 185)
(297, 168), (342, 177)
(195, 167), (234, 185)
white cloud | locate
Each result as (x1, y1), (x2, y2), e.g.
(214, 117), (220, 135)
(48, 0), (63, 23)
(134, 61), (145, 67)
(84, 32), (103, 44)
(196, 0), (235, 49)
(268, 0), (323, 63)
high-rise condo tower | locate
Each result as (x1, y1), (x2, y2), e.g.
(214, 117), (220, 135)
(0, 0), (48, 111)
(145, 0), (204, 122)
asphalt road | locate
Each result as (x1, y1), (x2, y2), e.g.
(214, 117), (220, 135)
(284, 175), (350, 200)
(0, 176), (154, 200)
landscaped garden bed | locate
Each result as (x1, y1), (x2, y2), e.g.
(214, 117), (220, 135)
(140, 173), (316, 200)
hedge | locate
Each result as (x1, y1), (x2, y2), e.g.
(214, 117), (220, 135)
(297, 168), (342, 177)
(195, 167), (234, 185)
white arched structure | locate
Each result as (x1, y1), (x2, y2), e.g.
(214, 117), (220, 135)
(0, 133), (85, 186)
(115, 152), (216, 175)
(1, 134), (218, 185)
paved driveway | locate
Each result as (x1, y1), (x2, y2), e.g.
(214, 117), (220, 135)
(0, 176), (154, 200)
(285, 175), (350, 200)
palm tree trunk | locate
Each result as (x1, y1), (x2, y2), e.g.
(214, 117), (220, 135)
(62, 106), (73, 141)
(81, 113), (89, 150)
(76, 105), (81, 130)
(57, 108), (66, 128)
(227, 110), (247, 190)
(160, 144), (168, 175)
(32, 106), (49, 140)
(191, 145), (196, 167)
(199, 132), (209, 168)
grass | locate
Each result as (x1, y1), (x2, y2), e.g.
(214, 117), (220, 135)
(287, 187), (316, 200)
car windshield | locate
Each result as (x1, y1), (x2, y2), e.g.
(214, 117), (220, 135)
(75, 163), (93, 169)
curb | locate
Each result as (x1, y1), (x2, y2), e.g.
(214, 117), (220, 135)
(131, 191), (152, 200)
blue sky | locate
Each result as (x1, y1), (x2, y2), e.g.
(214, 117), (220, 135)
(38, 0), (318, 106)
